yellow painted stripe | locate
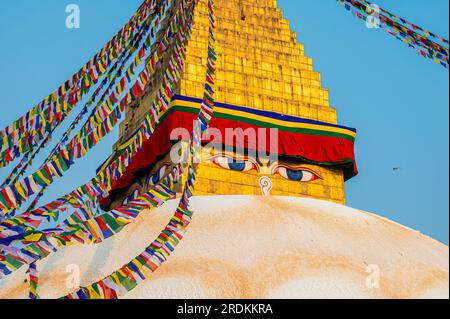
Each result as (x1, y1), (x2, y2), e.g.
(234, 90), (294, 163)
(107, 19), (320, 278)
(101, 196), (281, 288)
(173, 99), (357, 139)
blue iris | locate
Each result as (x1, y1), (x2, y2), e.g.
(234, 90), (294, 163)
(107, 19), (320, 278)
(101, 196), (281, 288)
(286, 169), (303, 181)
(228, 159), (246, 171)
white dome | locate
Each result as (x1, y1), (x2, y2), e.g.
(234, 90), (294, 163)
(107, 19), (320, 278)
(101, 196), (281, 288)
(0, 196), (448, 299)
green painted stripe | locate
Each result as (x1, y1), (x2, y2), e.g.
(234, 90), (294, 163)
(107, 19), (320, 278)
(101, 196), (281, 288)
(167, 105), (356, 142)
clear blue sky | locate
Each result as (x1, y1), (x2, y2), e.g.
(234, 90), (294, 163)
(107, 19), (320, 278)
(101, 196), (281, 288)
(0, 1), (448, 244)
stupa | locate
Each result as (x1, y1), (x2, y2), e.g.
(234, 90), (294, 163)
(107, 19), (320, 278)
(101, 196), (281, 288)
(1, 0), (447, 299)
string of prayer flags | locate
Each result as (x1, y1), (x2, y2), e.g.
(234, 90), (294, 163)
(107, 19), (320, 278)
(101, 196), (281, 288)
(0, 171), (178, 279)
(0, 1), (174, 217)
(337, 0), (449, 69)
(63, 0), (217, 299)
(362, 0), (449, 46)
(0, 0), (194, 241)
(2, 19), (145, 188)
(0, 0), (196, 291)
(5, 1), (171, 212)
(0, 0), (161, 169)
(28, 262), (39, 299)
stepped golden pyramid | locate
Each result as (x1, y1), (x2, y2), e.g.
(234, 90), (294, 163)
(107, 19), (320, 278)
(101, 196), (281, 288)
(112, 0), (349, 206)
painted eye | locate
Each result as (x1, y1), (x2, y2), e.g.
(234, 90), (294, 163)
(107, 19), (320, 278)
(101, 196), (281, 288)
(277, 167), (319, 182)
(213, 156), (255, 172)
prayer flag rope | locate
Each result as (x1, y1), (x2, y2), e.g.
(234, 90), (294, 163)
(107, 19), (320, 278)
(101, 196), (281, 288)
(0, 165), (178, 249)
(0, 8), (189, 235)
(0, 0), (186, 217)
(0, 171), (179, 284)
(0, 0), (159, 168)
(362, 0), (449, 45)
(337, 0), (449, 69)
(1, 2), (166, 189)
(0, 0), (196, 280)
(7, 0), (172, 213)
(27, 262), (39, 299)
(63, 0), (216, 299)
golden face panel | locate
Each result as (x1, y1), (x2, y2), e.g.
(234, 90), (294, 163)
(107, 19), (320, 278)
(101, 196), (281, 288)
(193, 146), (346, 204)
(106, 143), (347, 211)
(204, 149), (321, 184)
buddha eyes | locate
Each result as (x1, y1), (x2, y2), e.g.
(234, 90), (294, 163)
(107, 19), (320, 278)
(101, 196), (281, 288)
(212, 156), (256, 172)
(277, 167), (319, 182)
(210, 155), (320, 183)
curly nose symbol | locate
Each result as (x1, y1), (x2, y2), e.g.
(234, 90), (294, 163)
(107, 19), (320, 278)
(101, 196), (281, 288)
(259, 176), (273, 196)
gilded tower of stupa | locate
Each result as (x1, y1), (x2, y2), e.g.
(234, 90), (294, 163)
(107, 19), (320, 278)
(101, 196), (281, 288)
(111, 0), (356, 207)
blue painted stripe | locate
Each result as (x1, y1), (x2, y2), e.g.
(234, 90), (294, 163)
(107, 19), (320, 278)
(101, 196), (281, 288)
(172, 95), (357, 133)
